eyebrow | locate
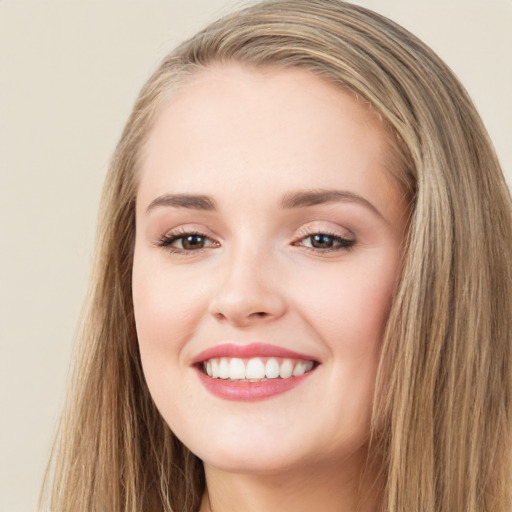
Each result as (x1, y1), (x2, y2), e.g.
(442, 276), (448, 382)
(146, 194), (217, 213)
(281, 189), (386, 221)
(145, 189), (385, 221)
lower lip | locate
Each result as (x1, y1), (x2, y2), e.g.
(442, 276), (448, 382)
(195, 367), (315, 401)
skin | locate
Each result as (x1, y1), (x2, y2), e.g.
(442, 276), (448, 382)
(132, 64), (408, 512)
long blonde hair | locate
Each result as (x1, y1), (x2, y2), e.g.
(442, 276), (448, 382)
(40, 1), (512, 511)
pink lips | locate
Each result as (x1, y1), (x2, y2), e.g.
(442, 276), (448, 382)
(192, 342), (317, 364)
(192, 342), (318, 401)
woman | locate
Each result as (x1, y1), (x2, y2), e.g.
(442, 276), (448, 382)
(40, 1), (512, 511)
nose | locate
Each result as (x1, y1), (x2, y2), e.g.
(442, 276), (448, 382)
(208, 245), (287, 327)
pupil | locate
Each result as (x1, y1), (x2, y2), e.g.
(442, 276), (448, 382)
(183, 235), (204, 249)
(312, 234), (333, 248)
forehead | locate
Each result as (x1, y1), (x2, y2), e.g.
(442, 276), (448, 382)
(137, 64), (401, 215)
(143, 64), (386, 152)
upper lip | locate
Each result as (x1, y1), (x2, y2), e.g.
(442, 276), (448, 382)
(191, 342), (319, 365)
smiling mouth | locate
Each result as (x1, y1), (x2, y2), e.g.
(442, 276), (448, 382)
(201, 357), (316, 382)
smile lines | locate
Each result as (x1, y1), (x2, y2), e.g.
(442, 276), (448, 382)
(203, 357), (315, 381)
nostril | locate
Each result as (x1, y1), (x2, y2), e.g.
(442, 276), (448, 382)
(209, 292), (287, 325)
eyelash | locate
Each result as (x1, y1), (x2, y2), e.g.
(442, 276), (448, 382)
(156, 228), (219, 255)
(293, 230), (356, 253)
(156, 229), (356, 255)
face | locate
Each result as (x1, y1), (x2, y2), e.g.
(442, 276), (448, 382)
(133, 65), (407, 476)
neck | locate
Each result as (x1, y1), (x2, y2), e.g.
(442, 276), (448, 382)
(199, 454), (382, 512)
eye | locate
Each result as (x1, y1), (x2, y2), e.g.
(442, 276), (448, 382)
(157, 230), (219, 254)
(296, 232), (355, 252)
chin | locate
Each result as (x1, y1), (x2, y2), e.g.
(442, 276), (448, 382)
(176, 425), (305, 475)
(182, 424), (367, 478)
(201, 449), (308, 476)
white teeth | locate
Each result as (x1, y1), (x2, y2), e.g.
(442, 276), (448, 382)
(292, 361), (306, 376)
(279, 359), (294, 379)
(203, 356), (315, 381)
(211, 358), (219, 377)
(218, 358), (230, 379)
(229, 358), (246, 380)
(265, 358), (280, 379)
(292, 360), (314, 376)
(246, 358), (265, 379)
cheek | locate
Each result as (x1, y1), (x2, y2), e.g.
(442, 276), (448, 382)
(132, 255), (204, 375)
(132, 259), (206, 427)
(296, 253), (398, 355)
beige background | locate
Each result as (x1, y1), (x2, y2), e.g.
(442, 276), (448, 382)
(1, 1), (510, 511)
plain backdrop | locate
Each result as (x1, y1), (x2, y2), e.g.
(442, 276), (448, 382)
(1, 1), (511, 511)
